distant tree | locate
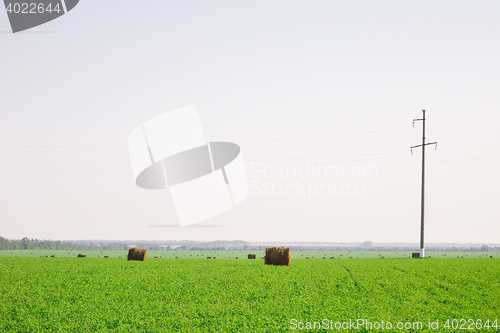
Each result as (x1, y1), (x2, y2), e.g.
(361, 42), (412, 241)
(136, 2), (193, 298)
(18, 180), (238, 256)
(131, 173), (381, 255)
(481, 245), (488, 252)
(362, 241), (373, 248)
(21, 237), (30, 250)
(137, 243), (163, 251)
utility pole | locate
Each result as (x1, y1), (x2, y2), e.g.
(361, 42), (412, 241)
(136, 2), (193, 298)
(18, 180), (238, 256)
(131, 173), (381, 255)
(411, 110), (437, 258)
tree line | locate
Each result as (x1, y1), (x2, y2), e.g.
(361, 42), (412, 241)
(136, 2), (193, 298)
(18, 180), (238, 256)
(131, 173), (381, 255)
(0, 236), (129, 251)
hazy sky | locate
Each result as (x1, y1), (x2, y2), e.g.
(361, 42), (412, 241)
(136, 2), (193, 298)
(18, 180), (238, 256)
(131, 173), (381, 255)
(1, 1), (499, 243)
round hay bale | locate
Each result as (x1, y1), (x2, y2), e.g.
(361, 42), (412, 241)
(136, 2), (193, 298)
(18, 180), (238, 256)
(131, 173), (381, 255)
(264, 247), (291, 266)
(127, 248), (147, 261)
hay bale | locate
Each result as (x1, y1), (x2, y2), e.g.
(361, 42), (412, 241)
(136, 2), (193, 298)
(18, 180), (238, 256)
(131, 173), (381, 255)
(51, 255), (56, 257)
(248, 254), (256, 259)
(78, 254), (87, 258)
(127, 248), (147, 261)
(264, 247), (291, 266)
(412, 252), (420, 258)
(330, 257), (335, 259)
(235, 257), (238, 259)
(207, 257), (212, 259)
(104, 256), (109, 258)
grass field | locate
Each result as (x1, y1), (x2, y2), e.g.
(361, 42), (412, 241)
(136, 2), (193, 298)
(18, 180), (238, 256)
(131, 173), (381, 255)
(0, 257), (498, 332)
(1, 249), (498, 259)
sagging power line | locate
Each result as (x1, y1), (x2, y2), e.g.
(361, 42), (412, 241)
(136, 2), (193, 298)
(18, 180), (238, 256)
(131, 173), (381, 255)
(0, 127), (410, 148)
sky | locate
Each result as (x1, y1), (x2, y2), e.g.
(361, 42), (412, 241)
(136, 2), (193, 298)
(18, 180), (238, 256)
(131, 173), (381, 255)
(0, 1), (499, 243)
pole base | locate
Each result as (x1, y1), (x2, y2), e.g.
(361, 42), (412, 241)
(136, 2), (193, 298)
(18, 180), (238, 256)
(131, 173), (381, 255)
(420, 248), (425, 258)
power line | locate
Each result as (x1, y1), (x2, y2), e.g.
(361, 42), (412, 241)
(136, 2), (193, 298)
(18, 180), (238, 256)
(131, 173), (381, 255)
(428, 130), (500, 151)
(0, 151), (408, 165)
(0, 154), (409, 175)
(413, 110), (423, 120)
(236, 127), (411, 143)
(0, 127), (411, 148)
(246, 153), (409, 166)
(428, 157), (500, 175)
(438, 150), (500, 165)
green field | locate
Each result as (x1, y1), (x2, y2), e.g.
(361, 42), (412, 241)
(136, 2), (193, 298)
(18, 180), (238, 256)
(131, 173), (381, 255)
(1, 249), (498, 259)
(0, 257), (498, 332)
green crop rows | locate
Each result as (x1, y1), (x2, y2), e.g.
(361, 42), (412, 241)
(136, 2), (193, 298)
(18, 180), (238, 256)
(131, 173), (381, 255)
(0, 257), (498, 332)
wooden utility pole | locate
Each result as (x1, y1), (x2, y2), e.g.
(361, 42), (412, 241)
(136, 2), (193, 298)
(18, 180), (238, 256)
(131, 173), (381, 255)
(411, 110), (437, 258)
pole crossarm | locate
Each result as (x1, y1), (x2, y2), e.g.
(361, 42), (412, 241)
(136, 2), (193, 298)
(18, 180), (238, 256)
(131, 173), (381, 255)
(410, 142), (437, 155)
(411, 142), (437, 154)
(411, 142), (437, 149)
(412, 118), (424, 127)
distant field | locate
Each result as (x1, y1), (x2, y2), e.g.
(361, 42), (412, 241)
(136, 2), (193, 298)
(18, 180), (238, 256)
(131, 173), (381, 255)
(0, 249), (498, 259)
(0, 257), (498, 332)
